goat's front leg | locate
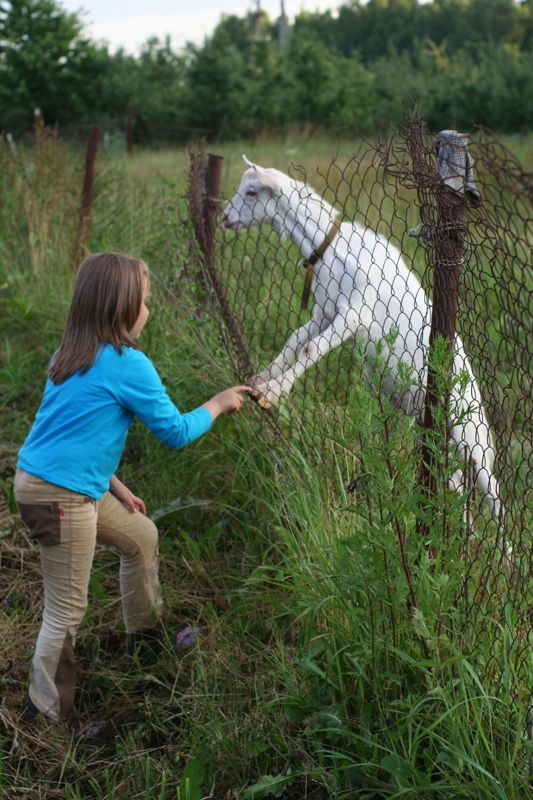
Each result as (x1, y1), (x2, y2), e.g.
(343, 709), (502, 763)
(253, 310), (357, 409)
(253, 316), (323, 385)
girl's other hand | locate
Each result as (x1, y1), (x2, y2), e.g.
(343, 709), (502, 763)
(109, 474), (146, 514)
(202, 385), (253, 420)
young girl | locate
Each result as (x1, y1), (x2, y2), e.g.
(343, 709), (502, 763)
(14, 252), (251, 724)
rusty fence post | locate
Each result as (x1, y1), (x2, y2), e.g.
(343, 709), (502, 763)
(189, 150), (255, 382)
(203, 153), (224, 261)
(417, 130), (481, 539)
(73, 124), (100, 268)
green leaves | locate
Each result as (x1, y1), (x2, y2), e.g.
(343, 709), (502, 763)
(0, 0), (101, 129)
(243, 771), (295, 798)
(3, 0), (533, 138)
(149, 496), (213, 525)
(177, 757), (207, 800)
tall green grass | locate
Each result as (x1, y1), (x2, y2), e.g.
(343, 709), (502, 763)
(1, 131), (533, 798)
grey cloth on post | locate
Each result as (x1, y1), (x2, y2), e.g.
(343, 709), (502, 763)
(434, 129), (481, 207)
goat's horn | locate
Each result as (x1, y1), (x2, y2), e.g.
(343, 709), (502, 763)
(242, 155), (255, 169)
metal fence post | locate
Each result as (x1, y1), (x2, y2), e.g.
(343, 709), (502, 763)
(187, 148), (256, 382)
(418, 130), (481, 539)
(73, 124), (100, 268)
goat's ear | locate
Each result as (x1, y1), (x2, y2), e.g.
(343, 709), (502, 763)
(242, 155), (281, 193)
(253, 167), (281, 193)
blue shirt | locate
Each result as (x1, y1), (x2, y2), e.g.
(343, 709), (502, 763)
(17, 344), (213, 499)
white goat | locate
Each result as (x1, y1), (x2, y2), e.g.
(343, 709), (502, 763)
(222, 156), (502, 525)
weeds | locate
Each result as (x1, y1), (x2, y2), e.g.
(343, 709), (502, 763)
(1, 132), (532, 798)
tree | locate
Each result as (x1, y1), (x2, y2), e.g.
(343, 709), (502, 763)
(177, 23), (252, 137)
(0, 0), (101, 130)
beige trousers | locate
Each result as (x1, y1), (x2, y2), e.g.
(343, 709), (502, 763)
(14, 469), (162, 722)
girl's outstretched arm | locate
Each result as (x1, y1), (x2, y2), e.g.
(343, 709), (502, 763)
(110, 474), (147, 514)
(109, 387), (251, 513)
(202, 385), (253, 421)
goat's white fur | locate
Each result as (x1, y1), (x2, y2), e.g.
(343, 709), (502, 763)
(222, 156), (502, 526)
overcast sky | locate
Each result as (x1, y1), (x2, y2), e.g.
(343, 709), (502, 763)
(61, 0), (344, 53)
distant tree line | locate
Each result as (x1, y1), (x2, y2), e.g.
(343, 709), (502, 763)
(2, 0), (533, 140)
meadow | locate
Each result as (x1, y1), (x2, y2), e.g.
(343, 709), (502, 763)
(2, 125), (533, 799)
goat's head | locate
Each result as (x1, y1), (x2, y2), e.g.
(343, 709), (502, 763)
(222, 155), (287, 231)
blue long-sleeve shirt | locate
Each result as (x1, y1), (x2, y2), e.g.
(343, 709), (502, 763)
(17, 344), (213, 499)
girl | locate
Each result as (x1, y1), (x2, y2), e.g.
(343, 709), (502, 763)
(14, 252), (251, 724)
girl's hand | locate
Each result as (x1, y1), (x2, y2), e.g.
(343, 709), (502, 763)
(202, 385), (253, 420)
(109, 475), (146, 515)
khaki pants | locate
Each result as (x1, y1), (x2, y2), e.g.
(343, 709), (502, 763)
(14, 469), (162, 722)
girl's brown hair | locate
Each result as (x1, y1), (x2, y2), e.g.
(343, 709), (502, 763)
(49, 252), (149, 385)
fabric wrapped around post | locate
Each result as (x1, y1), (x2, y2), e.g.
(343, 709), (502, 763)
(434, 130), (481, 208)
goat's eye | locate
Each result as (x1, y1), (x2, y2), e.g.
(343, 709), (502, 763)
(245, 190), (257, 198)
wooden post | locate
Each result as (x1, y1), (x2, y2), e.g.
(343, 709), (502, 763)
(73, 124), (100, 268)
(418, 130), (481, 539)
(127, 106), (134, 155)
(203, 153), (224, 261)
(33, 107), (43, 132)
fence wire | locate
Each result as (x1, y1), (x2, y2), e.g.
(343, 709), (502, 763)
(185, 112), (533, 699)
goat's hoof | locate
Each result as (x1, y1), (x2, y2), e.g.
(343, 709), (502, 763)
(250, 378), (278, 410)
(250, 388), (275, 410)
(250, 376), (273, 409)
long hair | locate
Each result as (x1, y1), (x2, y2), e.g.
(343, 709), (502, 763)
(49, 252), (149, 385)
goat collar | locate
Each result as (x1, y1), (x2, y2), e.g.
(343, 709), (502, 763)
(301, 218), (342, 310)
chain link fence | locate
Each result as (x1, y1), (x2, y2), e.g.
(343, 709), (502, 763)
(185, 110), (533, 702)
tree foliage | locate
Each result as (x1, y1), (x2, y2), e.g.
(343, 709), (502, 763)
(2, 0), (533, 139)
(0, 0), (102, 128)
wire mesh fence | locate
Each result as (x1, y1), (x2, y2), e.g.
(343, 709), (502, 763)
(55, 119), (214, 151)
(185, 109), (533, 701)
